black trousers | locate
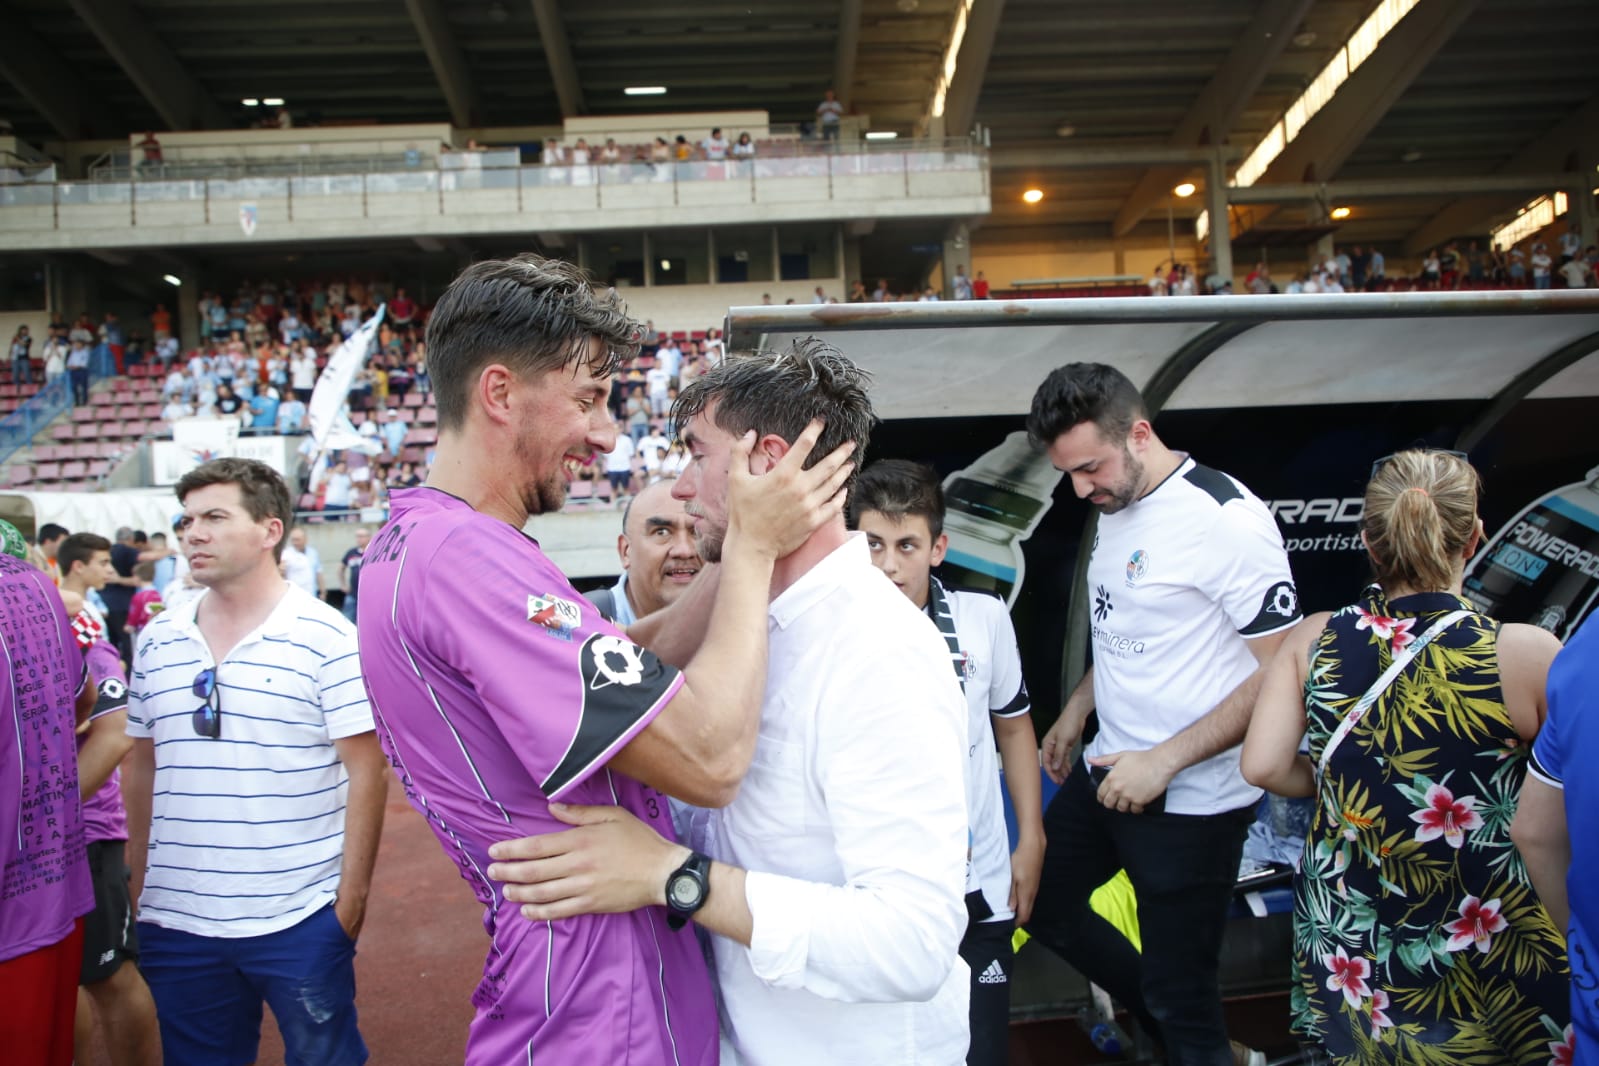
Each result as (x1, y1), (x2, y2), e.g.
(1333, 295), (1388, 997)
(959, 912), (1013, 1066)
(1024, 759), (1253, 1066)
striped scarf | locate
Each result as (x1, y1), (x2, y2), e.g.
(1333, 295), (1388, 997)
(925, 577), (967, 692)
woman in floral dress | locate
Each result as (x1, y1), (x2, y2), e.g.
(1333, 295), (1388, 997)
(1243, 449), (1571, 1064)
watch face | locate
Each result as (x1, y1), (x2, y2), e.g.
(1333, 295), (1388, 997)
(668, 873), (703, 910)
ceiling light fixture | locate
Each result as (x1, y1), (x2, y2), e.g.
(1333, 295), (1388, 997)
(1173, 182), (1197, 198)
(864, 131), (898, 141)
(162, 274), (182, 287)
(1055, 123), (1076, 138)
(1401, 148), (1423, 163)
(263, 97), (285, 107)
(1330, 206), (1352, 220)
(625, 86), (668, 96)
(659, 259), (672, 271)
(241, 98), (259, 107)
(1022, 188), (1044, 204)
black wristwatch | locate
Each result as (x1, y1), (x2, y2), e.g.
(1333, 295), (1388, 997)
(665, 851), (712, 930)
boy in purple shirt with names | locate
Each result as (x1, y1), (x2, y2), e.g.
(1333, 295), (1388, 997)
(356, 256), (851, 1064)
(0, 545), (94, 1064)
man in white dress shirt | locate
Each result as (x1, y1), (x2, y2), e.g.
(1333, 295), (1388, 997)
(488, 341), (972, 1065)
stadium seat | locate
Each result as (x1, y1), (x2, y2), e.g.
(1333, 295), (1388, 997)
(75, 424), (101, 439)
(35, 462), (61, 480)
(7, 466), (32, 487)
(71, 407), (97, 422)
(60, 460), (88, 479)
(0, 385), (17, 398)
(72, 442), (98, 459)
(50, 424), (75, 441)
(402, 391), (423, 408)
(86, 460), (111, 477)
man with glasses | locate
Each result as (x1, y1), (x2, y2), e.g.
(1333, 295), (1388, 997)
(123, 458), (386, 1066)
(1024, 364), (1298, 1066)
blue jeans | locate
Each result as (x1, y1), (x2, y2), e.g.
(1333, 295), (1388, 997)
(138, 903), (367, 1066)
(1024, 760), (1253, 1066)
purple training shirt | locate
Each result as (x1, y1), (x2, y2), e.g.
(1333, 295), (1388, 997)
(1, 554), (92, 963)
(356, 487), (717, 1066)
(80, 639), (129, 844)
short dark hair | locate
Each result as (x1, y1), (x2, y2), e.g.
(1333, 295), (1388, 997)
(423, 254), (640, 432)
(849, 459), (945, 539)
(58, 532), (110, 578)
(37, 522), (69, 545)
(673, 337), (873, 485)
(175, 458), (294, 562)
(1026, 362), (1147, 447)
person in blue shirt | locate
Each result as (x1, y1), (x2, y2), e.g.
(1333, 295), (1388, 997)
(248, 387), (280, 431)
(276, 397), (308, 435)
(1514, 614), (1596, 1064)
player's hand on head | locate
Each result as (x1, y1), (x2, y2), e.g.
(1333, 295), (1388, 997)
(726, 417), (854, 559)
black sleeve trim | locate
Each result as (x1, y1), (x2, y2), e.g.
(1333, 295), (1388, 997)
(992, 684), (1031, 718)
(541, 632), (680, 798)
(1241, 580), (1302, 636)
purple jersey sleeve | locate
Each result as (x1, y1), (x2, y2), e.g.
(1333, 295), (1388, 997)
(404, 515), (683, 801)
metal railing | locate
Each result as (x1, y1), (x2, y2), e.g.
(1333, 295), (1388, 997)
(0, 347), (118, 470)
(0, 140), (988, 229)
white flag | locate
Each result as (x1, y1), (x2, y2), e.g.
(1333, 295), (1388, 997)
(308, 305), (386, 455)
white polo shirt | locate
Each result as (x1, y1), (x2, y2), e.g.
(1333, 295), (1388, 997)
(1084, 456), (1299, 815)
(126, 581), (374, 937)
(710, 534), (971, 1066)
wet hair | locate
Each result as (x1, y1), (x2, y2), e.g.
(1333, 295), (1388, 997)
(423, 254), (639, 432)
(672, 337), (873, 486)
(1026, 362), (1147, 448)
(848, 459), (944, 539)
(1362, 449), (1481, 593)
(58, 532), (110, 578)
(175, 458), (294, 562)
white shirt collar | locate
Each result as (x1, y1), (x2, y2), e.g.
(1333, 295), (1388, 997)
(768, 532), (868, 631)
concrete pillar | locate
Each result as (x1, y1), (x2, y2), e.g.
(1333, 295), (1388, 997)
(1204, 152), (1233, 288)
(843, 236), (863, 290)
(175, 278), (199, 348)
(941, 221), (970, 299)
(1573, 156), (1598, 250)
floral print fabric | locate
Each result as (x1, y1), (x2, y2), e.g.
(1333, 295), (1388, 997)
(1291, 588), (1570, 1064)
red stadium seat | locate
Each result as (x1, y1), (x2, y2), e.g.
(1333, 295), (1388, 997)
(86, 460), (111, 477)
(50, 424), (75, 441)
(6, 466), (32, 487)
(75, 424), (101, 439)
(71, 407), (97, 422)
(34, 462), (61, 480)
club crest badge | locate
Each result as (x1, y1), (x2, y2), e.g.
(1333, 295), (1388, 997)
(1125, 549), (1149, 587)
(527, 593), (582, 640)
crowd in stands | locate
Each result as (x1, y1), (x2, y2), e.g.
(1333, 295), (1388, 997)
(1144, 226), (1599, 298)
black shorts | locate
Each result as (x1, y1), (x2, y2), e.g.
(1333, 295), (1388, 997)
(80, 839), (139, 985)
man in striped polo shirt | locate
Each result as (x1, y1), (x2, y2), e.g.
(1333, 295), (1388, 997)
(124, 458), (387, 1066)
